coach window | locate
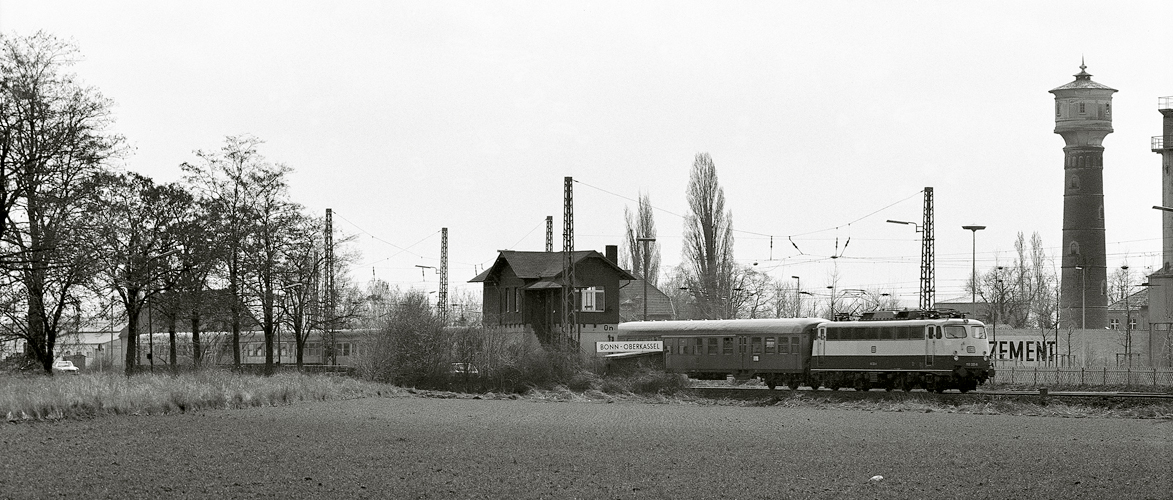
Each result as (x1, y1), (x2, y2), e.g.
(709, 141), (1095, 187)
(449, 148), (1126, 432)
(944, 325), (966, 339)
(695, 338), (704, 355)
(765, 337), (776, 354)
(779, 337), (790, 354)
(752, 337), (762, 354)
(722, 337), (734, 355)
(708, 338), (718, 355)
(791, 337), (800, 354)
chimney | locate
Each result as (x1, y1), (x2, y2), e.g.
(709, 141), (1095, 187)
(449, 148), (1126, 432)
(605, 245), (618, 265)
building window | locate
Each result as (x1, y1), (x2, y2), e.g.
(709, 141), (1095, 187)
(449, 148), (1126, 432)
(1055, 102), (1060, 117)
(506, 287), (515, 312)
(515, 289), (522, 313)
(579, 287), (605, 312)
(1128, 319), (1137, 330)
(1079, 102), (1086, 114)
(1110, 318), (1119, 330)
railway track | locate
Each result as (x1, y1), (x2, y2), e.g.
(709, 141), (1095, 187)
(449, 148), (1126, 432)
(691, 385), (1173, 405)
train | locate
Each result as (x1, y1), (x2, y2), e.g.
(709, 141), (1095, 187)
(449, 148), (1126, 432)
(617, 310), (994, 393)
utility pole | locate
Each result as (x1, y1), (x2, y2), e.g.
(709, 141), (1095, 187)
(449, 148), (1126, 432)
(439, 227), (448, 322)
(562, 177), (577, 350)
(920, 187), (935, 310)
(324, 208), (336, 365)
(637, 237), (656, 321)
(545, 216), (553, 252)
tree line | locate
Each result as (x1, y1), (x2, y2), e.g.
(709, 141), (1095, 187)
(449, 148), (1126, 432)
(0, 32), (360, 375)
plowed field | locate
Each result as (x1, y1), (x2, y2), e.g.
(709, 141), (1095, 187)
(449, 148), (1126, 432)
(2, 396), (1169, 499)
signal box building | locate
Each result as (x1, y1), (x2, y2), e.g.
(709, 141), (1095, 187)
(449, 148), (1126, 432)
(470, 247), (636, 354)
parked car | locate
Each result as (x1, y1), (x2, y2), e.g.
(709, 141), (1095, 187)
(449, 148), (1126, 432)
(450, 362), (479, 376)
(52, 360), (79, 374)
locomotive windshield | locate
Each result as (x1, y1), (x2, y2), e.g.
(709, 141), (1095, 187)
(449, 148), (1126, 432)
(971, 326), (987, 339)
(944, 326), (967, 339)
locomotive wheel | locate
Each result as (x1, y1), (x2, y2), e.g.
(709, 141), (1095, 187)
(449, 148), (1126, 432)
(765, 378), (777, 390)
(899, 377), (914, 392)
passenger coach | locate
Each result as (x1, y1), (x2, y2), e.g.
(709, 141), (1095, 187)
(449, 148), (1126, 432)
(617, 318), (824, 390)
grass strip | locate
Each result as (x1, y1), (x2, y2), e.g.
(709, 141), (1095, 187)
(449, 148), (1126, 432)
(1, 371), (397, 422)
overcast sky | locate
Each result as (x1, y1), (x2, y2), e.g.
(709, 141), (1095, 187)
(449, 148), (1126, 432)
(3, 1), (1170, 307)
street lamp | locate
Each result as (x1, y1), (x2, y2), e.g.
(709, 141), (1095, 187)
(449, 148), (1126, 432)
(636, 237), (656, 321)
(962, 225), (986, 318)
(791, 276), (800, 317)
(1075, 265), (1086, 330)
(827, 286), (836, 320)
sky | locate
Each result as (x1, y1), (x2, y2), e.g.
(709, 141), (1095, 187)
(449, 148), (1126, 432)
(2, 1), (1170, 308)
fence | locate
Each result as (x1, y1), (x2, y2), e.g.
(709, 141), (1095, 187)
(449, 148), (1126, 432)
(990, 366), (1173, 389)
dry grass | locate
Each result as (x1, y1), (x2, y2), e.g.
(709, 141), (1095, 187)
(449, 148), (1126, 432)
(0, 370), (398, 422)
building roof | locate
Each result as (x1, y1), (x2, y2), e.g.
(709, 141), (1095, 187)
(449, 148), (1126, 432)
(469, 250), (636, 283)
(1050, 62), (1116, 92)
(618, 277), (674, 321)
(1107, 288), (1148, 312)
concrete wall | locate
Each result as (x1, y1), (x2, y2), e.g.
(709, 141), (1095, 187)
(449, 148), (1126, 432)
(992, 327), (1171, 368)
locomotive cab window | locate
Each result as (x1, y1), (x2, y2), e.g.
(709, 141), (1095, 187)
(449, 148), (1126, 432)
(944, 326), (967, 339)
(970, 326), (987, 339)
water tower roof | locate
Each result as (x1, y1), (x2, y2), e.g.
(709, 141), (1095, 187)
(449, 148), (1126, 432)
(1051, 61), (1116, 93)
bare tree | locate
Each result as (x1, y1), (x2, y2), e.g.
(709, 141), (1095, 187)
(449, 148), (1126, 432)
(682, 153), (735, 320)
(276, 212), (326, 369)
(88, 172), (189, 375)
(621, 191), (660, 285)
(182, 135), (274, 368)
(238, 161), (296, 376)
(0, 32), (122, 373)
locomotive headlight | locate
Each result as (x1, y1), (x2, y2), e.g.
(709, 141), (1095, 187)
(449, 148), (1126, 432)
(953, 351), (959, 361)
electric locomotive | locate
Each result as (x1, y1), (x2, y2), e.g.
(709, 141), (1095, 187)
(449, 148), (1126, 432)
(812, 311), (993, 392)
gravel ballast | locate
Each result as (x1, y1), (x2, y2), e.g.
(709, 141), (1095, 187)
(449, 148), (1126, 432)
(1, 396), (1169, 499)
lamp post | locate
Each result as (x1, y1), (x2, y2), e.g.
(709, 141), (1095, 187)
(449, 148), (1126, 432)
(962, 225), (987, 357)
(961, 226), (986, 315)
(636, 237), (656, 321)
(826, 286), (836, 320)
(1075, 265), (1086, 330)
(791, 276), (800, 317)
(1122, 265), (1132, 369)
(887, 219), (927, 309)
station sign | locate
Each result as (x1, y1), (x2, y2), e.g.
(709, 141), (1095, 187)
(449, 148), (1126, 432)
(596, 341), (663, 353)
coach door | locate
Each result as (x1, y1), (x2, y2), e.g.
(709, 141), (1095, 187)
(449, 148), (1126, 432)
(924, 325), (936, 367)
(815, 327), (826, 367)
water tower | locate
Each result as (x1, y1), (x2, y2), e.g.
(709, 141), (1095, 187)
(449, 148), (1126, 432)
(1051, 61), (1115, 329)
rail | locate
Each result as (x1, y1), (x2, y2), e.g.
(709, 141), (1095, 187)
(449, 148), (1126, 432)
(990, 366), (1173, 388)
(1154, 136), (1165, 152)
(1160, 96), (1173, 110)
